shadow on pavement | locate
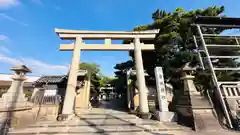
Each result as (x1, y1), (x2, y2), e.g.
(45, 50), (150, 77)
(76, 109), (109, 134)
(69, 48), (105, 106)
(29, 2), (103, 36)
(73, 107), (171, 135)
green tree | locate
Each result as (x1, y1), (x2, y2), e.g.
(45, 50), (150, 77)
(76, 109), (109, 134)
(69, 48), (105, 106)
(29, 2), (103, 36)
(79, 62), (100, 75)
(112, 60), (134, 95)
(117, 6), (240, 127)
(126, 6), (240, 92)
(114, 60), (134, 75)
(79, 62), (117, 94)
(79, 62), (101, 93)
(99, 76), (115, 87)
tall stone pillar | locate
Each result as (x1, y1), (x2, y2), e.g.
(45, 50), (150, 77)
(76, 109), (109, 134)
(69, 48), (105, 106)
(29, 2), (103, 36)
(154, 67), (169, 112)
(133, 38), (149, 118)
(61, 37), (82, 116)
(154, 67), (177, 122)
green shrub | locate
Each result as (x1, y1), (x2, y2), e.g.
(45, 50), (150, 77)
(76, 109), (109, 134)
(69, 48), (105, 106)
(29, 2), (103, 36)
(24, 92), (32, 98)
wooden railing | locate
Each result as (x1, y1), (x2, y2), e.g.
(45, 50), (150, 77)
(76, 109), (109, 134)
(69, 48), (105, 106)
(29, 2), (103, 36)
(220, 84), (240, 129)
(221, 84), (240, 99)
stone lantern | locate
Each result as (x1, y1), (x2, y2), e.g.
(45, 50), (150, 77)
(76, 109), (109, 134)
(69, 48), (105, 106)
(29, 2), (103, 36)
(175, 63), (198, 125)
(180, 63), (199, 96)
(0, 65), (32, 110)
(176, 63), (215, 130)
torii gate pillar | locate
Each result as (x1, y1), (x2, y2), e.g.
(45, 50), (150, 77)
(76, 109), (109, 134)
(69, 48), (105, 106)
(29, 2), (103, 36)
(61, 37), (82, 115)
(55, 29), (159, 120)
(134, 38), (150, 116)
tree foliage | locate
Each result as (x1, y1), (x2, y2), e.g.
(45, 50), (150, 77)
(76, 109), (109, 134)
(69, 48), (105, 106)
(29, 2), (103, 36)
(79, 62), (116, 94)
(123, 6), (240, 92)
(79, 62), (101, 92)
(114, 60), (134, 76)
(79, 62), (100, 75)
(111, 60), (134, 95)
(99, 76), (115, 87)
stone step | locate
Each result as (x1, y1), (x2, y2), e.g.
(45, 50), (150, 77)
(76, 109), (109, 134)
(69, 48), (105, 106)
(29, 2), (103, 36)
(8, 125), (144, 134)
(8, 123), (183, 135)
(8, 118), (184, 134)
(8, 121), (184, 134)
(193, 111), (222, 132)
(8, 131), (166, 135)
(75, 108), (126, 113)
(7, 108), (186, 134)
(28, 118), (169, 127)
(199, 113), (222, 130)
(75, 112), (130, 115)
(30, 115), (184, 128)
(75, 114), (137, 119)
(29, 121), (135, 127)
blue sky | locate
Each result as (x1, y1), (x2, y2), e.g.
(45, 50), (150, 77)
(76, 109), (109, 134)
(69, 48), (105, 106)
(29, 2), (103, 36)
(0, 0), (240, 77)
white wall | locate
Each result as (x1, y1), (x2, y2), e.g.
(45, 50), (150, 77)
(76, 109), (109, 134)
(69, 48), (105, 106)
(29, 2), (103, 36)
(0, 74), (40, 82)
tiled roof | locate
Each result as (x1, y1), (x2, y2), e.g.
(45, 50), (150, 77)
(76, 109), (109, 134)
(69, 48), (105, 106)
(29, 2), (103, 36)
(35, 75), (67, 84)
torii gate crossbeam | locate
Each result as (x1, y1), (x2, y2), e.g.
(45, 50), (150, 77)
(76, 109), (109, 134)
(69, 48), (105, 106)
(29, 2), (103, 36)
(55, 28), (159, 120)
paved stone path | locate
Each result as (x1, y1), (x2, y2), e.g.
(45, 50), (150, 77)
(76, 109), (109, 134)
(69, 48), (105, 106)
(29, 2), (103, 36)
(5, 107), (185, 135)
(2, 100), (239, 135)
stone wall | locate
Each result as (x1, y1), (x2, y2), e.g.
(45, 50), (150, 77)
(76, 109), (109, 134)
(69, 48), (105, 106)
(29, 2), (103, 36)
(32, 105), (59, 120)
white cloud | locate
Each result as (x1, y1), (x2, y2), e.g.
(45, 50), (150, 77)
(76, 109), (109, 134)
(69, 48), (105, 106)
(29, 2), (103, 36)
(0, 55), (22, 65)
(0, 0), (19, 8)
(0, 46), (11, 54)
(0, 35), (9, 41)
(22, 58), (68, 75)
(0, 55), (69, 75)
(0, 13), (28, 26)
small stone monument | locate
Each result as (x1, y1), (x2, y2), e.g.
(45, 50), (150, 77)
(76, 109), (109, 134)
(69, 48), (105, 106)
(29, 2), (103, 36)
(154, 67), (177, 122)
(0, 65), (32, 111)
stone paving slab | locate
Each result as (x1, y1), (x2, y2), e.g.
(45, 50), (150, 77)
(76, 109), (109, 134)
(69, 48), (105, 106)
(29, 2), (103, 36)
(9, 126), (143, 134)
(8, 130), (239, 135)
(7, 107), (186, 135)
(8, 123), (183, 134)
(8, 113), (186, 134)
(76, 114), (137, 119)
(28, 121), (173, 129)
(8, 131), (156, 135)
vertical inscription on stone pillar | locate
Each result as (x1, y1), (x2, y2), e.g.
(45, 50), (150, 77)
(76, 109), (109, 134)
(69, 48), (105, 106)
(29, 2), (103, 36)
(154, 67), (169, 112)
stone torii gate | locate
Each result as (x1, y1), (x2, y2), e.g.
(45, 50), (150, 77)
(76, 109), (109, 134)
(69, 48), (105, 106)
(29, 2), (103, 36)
(55, 28), (159, 119)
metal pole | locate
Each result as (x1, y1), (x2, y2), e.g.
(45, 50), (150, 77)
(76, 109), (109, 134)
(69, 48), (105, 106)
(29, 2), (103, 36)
(193, 35), (205, 70)
(196, 25), (233, 128)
